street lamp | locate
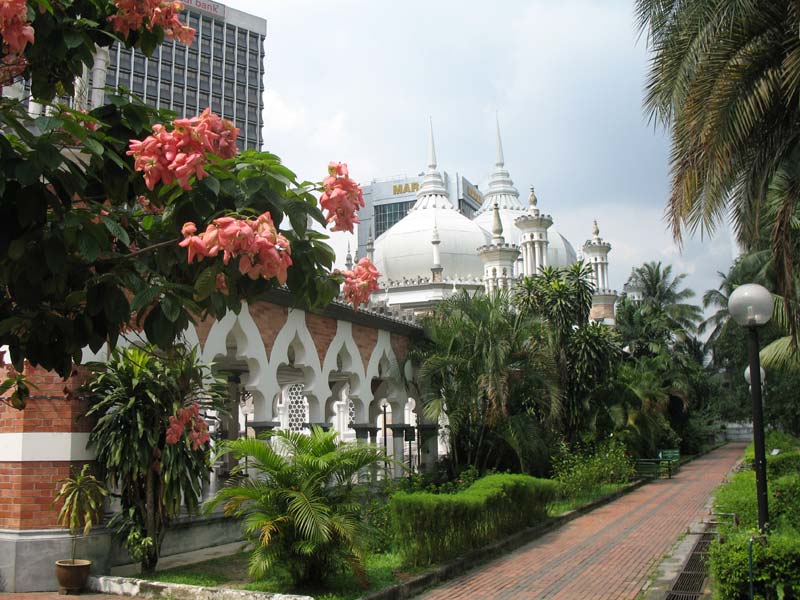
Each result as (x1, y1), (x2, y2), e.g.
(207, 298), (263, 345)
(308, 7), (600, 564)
(728, 283), (774, 533)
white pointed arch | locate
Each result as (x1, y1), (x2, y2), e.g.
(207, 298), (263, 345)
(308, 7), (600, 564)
(266, 308), (323, 421)
(201, 303), (272, 420)
(364, 330), (405, 424)
(320, 320), (366, 420)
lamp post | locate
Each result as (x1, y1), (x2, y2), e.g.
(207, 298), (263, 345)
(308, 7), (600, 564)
(728, 283), (774, 533)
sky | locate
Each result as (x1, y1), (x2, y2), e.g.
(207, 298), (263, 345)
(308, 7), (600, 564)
(224, 0), (736, 302)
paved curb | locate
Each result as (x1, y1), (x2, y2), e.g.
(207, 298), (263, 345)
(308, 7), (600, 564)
(87, 575), (312, 600)
(359, 479), (650, 600)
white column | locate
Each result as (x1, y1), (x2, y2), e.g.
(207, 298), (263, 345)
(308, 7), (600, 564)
(534, 242), (542, 273)
(392, 435), (406, 478)
(541, 241), (549, 268)
(90, 47), (109, 109)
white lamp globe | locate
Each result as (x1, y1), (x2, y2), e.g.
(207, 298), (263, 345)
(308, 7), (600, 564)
(728, 284), (774, 327)
(744, 366), (766, 385)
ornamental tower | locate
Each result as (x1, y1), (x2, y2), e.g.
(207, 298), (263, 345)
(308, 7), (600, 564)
(514, 187), (553, 276)
(478, 202), (520, 293)
(582, 220), (617, 323)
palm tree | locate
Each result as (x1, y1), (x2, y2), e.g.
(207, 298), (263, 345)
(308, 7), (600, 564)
(629, 262), (702, 334)
(410, 290), (560, 474)
(206, 427), (386, 586)
(636, 0), (800, 340)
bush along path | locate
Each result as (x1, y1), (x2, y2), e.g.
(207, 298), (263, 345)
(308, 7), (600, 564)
(416, 443), (745, 600)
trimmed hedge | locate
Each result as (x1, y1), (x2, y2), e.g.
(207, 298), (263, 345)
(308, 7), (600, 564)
(709, 528), (800, 599)
(390, 474), (558, 566)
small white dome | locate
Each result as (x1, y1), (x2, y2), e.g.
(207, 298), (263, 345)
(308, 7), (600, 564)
(547, 229), (577, 267)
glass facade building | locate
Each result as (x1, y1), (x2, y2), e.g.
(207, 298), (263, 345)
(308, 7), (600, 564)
(96, 0), (267, 150)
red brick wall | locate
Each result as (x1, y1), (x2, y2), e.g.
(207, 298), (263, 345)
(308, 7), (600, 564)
(0, 365), (89, 434)
(352, 324), (379, 372)
(248, 302), (288, 358)
(0, 461), (85, 529)
(305, 313), (337, 364)
(390, 334), (411, 365)
(194, 316), (216, 350)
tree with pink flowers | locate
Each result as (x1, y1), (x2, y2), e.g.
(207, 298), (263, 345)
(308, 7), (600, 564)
(0, 0), (378, 409)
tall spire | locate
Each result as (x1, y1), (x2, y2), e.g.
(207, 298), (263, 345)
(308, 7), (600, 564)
(495, 113), (504, 168)
(427, 116), (437, 170)
(412, 118), (452, 209)
(366, 226), (374, 262)
(345, 243), (353, 270)
(491, 202), (505, 244)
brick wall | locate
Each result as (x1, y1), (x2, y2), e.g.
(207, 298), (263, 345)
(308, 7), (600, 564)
(352, 324), (379, 371)
(305, 313), (337, 364)
(248, 302), (288, 358)
(0, 461), (83, 529)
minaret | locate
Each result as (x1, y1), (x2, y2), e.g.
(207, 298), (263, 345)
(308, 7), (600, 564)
(582, 220), (616, 324)
(478, 202), (520, 294)
(344, 243), (353, 271)
(623, 268), (644, 302)
(514, 187), (553, 276)
(366, 227), (374, 262)
(431, 223), (443, 283)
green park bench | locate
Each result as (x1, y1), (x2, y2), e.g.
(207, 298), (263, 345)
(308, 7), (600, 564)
(634, 457), (675, 479)
(658, 449), (681, 474)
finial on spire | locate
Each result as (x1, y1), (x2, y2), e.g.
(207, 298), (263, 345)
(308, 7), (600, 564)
(529, 186), (538, 208)
(345, 242), (353, 270)
(366, 226), (374, 261)
(495, 112), (504, 168)
(592, 219), (600, 241)
(491, 201), (504, 244)
(427, 117), (437, 170)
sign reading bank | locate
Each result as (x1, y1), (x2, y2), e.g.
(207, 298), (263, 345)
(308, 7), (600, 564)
(187, 0), (225, 18)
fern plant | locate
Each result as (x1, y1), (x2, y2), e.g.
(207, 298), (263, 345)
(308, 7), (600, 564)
(54, 464), (108, 563)
(206, 427), (385, 586)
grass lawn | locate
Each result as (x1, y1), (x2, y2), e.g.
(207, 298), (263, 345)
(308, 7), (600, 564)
(547, 483), (628, 517)
(145, 550), (409, 600)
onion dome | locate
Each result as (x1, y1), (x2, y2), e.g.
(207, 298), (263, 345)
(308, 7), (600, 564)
(373, 121), (490, 282)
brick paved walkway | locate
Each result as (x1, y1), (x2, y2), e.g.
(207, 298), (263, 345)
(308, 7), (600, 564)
(418, 443), (745, 600)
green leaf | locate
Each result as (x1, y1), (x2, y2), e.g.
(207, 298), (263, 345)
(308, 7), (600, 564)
(202, 176), (220, 196)
(131, 286), (160, 311)
(33, 116), (64, 133)
(194, 266), (217, 301)
(8, 239), (26, 260)
(101, 216), (130, 246)
(160, 295), (181, 323)
(15, 161), (41, 186)
(82, 138), (104, 156)
(63, 30), (85, 49)
(76, 232), (100, 262)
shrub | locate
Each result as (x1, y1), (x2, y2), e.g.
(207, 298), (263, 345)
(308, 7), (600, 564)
(744, 431), (799, 465)
(766, 450), (800, 478)
(552, 439), (634, 499)
(772, 475), (800, 530)
(390, 474), (558, 566)
(709, 528), (800, 600)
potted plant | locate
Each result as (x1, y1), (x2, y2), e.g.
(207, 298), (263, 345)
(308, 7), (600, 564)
(53, 464), (108, 594)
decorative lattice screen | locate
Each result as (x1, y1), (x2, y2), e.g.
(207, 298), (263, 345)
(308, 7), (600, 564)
(286, 383), (308, 432)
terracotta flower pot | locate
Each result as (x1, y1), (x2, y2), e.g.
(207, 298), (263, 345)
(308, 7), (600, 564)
(55, 559), (92, 595)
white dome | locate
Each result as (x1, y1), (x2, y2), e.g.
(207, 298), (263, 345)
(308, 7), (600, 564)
(373, 121), (490, 282)
(374, 208), (490, 281)
(547, 230), (577, 267)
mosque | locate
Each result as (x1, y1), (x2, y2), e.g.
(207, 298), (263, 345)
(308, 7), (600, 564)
(352, 121), (618, 323)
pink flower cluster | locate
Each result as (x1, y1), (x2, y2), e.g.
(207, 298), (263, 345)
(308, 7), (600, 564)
(340, 257), (380, 310)
(128, 108), (239, 190)
(165, 403), (210, 450)
(109, 0), (194, 45)
(179, 212), (293, 284)
(320, 162), (364, 233)
(0, 0), (34, 56)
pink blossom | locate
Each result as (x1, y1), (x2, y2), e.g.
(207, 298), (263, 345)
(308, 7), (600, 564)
(340, 257), (380, 310)
(165, 402), (210, 449)
(128, 110), (239, 190)
(178, 211), (293, 284)
(319, 162), (364, 233)
(109, 0), (194, 45)
(0, 0), (34, 55)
